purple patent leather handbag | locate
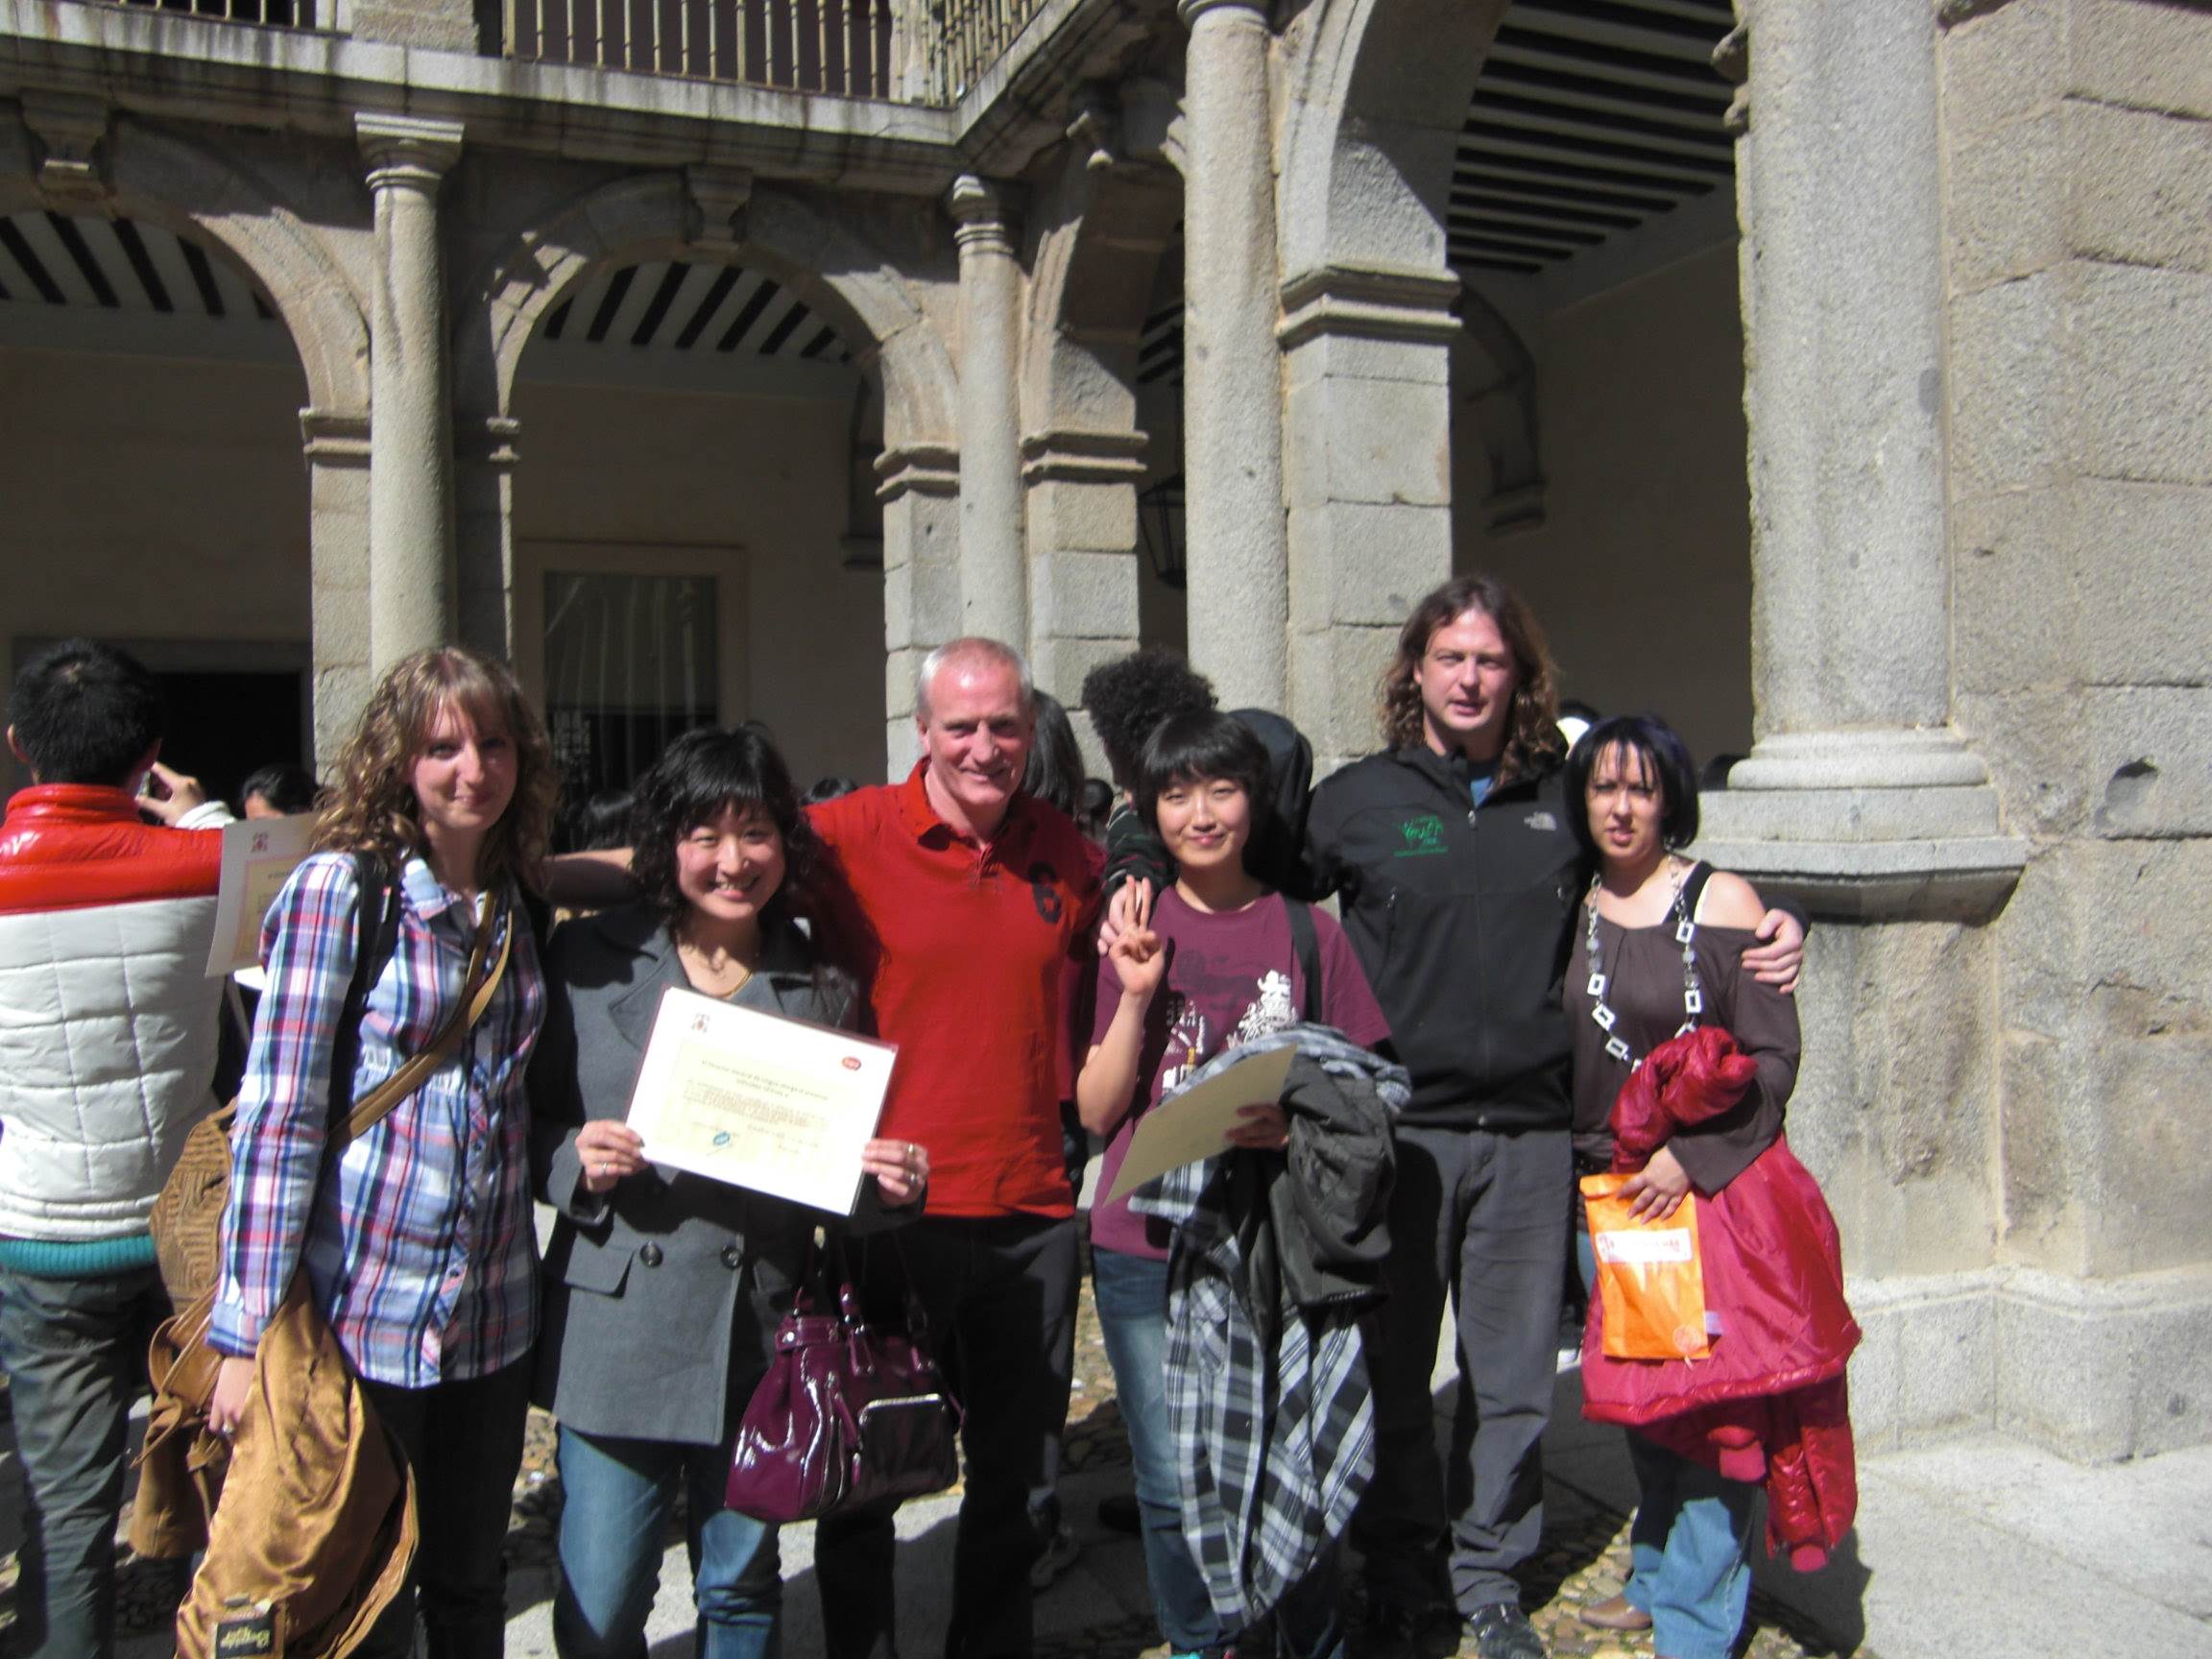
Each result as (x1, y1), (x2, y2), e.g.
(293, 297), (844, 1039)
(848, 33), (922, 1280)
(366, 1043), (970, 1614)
(725, 1250), (963, 1524)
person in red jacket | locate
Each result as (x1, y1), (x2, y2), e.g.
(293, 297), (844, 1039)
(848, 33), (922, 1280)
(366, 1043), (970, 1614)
(0, 638), (231, 1659)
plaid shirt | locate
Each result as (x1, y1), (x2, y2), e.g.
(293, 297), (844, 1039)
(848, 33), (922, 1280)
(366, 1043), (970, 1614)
(1131, 1026), (1404, 1628)
(211, 853), (544, 1387)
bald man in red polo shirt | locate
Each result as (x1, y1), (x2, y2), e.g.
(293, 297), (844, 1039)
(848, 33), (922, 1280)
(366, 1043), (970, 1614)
(807, 637), (1099, 1659)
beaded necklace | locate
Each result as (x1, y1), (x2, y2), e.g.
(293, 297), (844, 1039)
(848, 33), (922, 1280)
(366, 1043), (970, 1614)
(1583, 859), (1705, 1067)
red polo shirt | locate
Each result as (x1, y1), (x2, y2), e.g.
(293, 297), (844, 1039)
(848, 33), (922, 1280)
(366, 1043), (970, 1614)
(807, 765), (1100, 1218)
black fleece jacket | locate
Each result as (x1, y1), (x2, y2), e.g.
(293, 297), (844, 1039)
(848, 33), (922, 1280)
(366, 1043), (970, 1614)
(1302, 746), (1582, 1133)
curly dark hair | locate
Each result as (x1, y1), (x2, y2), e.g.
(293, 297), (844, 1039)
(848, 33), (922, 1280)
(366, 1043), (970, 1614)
(1379, 573), (1564, 787)
(628, 724), (818, 933)
(316, 647), (558, 896)
(1078, 648), (1217, 790)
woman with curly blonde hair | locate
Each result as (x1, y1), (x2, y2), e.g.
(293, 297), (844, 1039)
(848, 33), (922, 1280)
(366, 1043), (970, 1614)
(207, 646), (555, 1658)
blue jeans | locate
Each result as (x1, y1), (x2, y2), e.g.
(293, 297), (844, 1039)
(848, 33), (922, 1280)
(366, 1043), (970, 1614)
(554, 1424), (781, 1659)
(1092, 1247), (1347, 1659)
(1093, 1248), (1220, 1653)
(0, 1262), (169, 1659)
(1576, 1233), (1753, 1659)
(1623, 1432), (1754, 1659)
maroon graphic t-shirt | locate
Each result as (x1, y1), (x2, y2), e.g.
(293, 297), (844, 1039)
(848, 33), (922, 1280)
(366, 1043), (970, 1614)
(1087, 887), (1391, 1260)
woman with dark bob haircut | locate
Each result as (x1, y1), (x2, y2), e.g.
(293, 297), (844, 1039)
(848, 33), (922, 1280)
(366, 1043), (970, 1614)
(1560, 714), (1700, 863)
(528, 725), (932, 1659)
(1133, 710), (1274, 843)
(1559, 712), (1813, 1659)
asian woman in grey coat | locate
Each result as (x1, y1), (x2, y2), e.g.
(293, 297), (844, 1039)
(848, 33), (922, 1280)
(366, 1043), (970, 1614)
(527, 726), (929, 1659)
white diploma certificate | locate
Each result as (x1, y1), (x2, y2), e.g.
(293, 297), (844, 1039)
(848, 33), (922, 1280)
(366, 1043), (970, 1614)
(1104, 1046), (1299, 1204)
(625, 987), (898, 1214)
(205, 813), (316, 976)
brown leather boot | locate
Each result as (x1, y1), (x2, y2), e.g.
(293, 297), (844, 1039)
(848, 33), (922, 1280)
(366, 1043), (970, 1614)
(1580, 1593), (1653, 1632)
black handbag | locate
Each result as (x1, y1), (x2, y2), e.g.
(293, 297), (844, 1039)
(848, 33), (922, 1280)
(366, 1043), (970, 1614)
(724, 1240), (962, 1524)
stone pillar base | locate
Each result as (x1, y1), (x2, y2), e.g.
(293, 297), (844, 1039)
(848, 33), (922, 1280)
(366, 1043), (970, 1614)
(1697, 727), (2027, 921)
(1848, 1265), (2212, 1463)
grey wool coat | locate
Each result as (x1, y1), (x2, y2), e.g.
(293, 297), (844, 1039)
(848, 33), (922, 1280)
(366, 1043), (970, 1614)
(527, 902), (898, 1446)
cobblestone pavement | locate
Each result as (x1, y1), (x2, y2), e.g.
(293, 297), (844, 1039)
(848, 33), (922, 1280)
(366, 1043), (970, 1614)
(0, 1279), (1860, 1658)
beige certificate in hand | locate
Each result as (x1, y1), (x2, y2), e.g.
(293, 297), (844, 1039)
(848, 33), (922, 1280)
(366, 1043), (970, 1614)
(205, 813), (316, 976)
(626, 987), (898, 1214)
(1105, 1046), (1298, 1203)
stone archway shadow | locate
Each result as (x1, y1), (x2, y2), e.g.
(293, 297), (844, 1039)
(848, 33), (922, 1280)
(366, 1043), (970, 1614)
(452, 172), (957, 460)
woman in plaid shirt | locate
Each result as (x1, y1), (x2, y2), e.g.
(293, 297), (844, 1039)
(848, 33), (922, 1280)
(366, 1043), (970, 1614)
(207, 646), (558, 1659)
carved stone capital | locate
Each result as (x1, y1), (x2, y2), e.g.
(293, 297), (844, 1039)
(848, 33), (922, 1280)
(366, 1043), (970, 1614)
(876, 443), (961, 502)
(1019, 427), (1149, 487)
(1936, 0), (2021, 27)
(456, 416), (522, 469)
(1713, 23), (1749, 134)
(1277, 263), (1463, 351)
(1178, 0), (1266, 29)
(946, 174), (1020, 256)
(356, 113), (465, 194)
(686, 164), (753, 249)
(1066, 85), (1121, 173)
(300, 408), (373, 468)
(22, 93), (110, 204)
(1118, 78), (1186, 178)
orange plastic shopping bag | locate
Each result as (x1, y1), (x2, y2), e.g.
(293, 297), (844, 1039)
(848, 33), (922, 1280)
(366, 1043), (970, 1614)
(1579, 1173), (1712, 1360)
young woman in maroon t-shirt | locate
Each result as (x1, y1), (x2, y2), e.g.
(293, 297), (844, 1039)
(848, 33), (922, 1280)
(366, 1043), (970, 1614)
(1077, 711), (1389, 1659)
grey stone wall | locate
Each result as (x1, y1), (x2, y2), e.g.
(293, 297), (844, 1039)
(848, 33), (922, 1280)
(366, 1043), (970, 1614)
(1913, 0), (2212, 1459)
(1941, 0), (2212, 1285)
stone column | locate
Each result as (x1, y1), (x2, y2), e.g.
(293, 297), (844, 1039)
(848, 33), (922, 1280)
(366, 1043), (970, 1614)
(454, 415), (522, 659)
(878, 442), (963, 775)
(299, 410), (374, 769)
(1179, 0), (1287, 711)
(948, 176), (1027, 650)
(357, 113), (463, 673)
(1022, 429), (1148, 710)
(1700, 0), (2020, 911)
(1278, 265), (1459, 777)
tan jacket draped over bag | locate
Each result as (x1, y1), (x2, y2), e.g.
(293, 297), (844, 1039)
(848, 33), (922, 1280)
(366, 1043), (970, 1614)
(135, 882), (508, 1658)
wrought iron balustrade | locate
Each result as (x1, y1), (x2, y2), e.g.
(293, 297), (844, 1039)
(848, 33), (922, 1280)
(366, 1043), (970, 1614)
(926, 0), (1044, 99)
(100, 0), (320, 29)
(504, 0), (895, 95)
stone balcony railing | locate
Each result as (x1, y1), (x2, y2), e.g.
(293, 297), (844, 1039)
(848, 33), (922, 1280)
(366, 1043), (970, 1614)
(87, 0), (1046, 102)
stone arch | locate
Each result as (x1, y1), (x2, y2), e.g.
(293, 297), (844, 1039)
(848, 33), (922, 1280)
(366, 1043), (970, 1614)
(0, 117), (373, 762)
(1456, 290), (1545, 533)
(448, 171), (956, 772)
(1021, 156), (1181, 440)
(452, 172), (957, 453)
(1277, 0), (1512, 278)
(1273, 0), (1512, 772)
(1017, 153), (1182, 711)
(0, 121), (371, 415)
(102, 123), (372, 415)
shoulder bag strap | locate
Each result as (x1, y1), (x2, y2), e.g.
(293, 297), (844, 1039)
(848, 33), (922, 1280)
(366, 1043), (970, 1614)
(1283, 898), (1324, 1024)
(334, 892), (512, 1147)
(326, 854), (404, 1128)
(1680, 860), (1717, 925)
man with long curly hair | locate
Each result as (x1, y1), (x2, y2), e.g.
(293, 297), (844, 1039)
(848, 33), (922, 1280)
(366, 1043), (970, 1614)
(1320, 577), (1804, 1659)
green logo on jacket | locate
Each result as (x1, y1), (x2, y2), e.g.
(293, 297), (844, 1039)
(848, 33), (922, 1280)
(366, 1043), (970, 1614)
(1396, 813), (1448, 856)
